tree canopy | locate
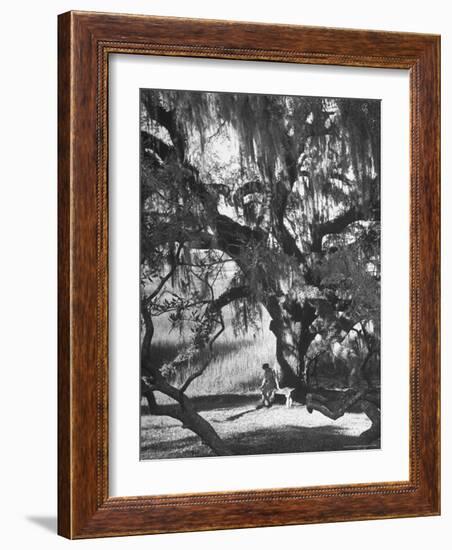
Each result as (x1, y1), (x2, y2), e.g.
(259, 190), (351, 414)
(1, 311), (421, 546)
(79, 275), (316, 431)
(140, 88), (381, 453)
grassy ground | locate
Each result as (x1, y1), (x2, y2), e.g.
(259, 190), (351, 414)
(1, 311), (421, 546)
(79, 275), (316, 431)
(141, 394), (377, 460)
(143, 305), (377, 460)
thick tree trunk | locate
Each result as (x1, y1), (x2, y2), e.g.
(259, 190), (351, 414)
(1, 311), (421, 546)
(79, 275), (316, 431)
(142, 383), (232, 456)
(266, 295), (316, 395)
(177, 395), (232, 455)
(305, 351), (381, 443)
(141, 307), (232, 456)
(358, 399), (381, 443)
(270, 319), (302, 387)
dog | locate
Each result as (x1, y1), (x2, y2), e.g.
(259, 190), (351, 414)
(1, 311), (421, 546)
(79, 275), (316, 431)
(275, 383), (295, 408)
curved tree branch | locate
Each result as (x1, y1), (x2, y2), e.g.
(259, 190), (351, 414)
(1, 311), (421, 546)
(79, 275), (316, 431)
(312, 206), (366, 252)
(141, 130), (174, 162)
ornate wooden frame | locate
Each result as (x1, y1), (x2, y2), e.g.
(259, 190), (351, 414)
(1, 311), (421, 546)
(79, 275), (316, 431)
(58, 11), (440, 539)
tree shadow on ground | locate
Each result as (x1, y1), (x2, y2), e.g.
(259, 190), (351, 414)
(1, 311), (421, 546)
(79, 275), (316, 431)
(140, 431), (214, 458)
(140, 394), (380, 460)
(141, 420), (379, 460)
(141, 390), (380, 416)
(227, 424), (379, 455)
(140, 393), (261, 416)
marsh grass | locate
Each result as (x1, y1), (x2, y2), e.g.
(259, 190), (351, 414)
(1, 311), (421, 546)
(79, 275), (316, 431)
(149, 307), (276, 397)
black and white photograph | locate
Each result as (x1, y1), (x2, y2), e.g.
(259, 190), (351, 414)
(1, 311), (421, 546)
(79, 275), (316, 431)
(0, 0), (446, 545)
(139, 88), (381, 460)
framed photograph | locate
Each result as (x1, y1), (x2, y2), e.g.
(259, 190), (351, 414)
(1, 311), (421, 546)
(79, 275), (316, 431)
(58, 11), (440, 538)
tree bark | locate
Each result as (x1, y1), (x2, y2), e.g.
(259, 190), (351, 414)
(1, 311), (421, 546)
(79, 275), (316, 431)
(142, 379), (232, 456)
(141, 303), (232, 456)
(357, 399), (381, 443)
(305, 352), (381, 443)
(266, 294), (317, 394)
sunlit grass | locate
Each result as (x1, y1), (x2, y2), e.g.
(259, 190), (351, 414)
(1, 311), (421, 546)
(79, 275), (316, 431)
(149, 307), (276, 397)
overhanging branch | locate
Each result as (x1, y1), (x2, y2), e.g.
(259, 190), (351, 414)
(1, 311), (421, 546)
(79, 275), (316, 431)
(312, 206), (366, 252)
